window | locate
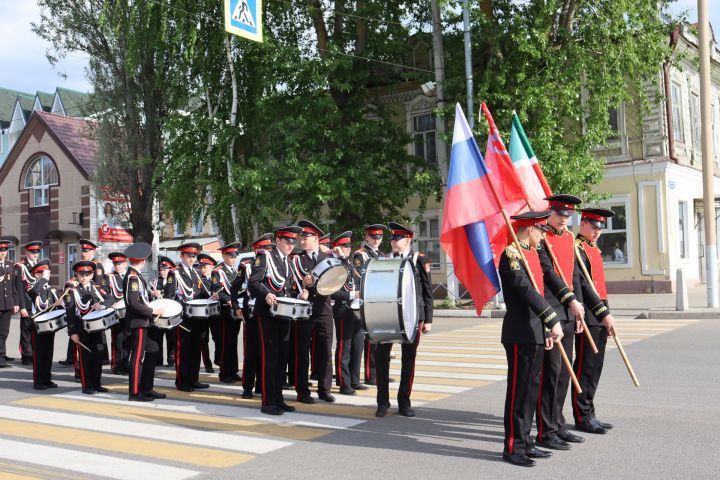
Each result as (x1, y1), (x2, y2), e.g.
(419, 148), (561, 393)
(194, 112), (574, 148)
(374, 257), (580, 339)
(24, 156), (59, 207)
(597, 205), (628, 265)
(7, 246), (15, 263)
(690, 92), (701, 152)
(173, 220), (184, 238)
(412, 113), (437, 165)
(192, 210), (204, 236)
(67, 243), (77, 277)
(678, 201), (689, 259)
(713, 102), (719, 163)
(607, 106), (620, 142)
(671, 82), (684, 144)
(415, 217), (440, 270)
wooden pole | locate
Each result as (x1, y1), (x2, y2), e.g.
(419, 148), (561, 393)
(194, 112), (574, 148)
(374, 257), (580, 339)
(543, 239), (598, 354)
(574, 245), (639, 387)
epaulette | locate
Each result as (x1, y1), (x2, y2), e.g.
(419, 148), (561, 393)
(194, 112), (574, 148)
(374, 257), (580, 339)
(505, 243), (520, 259)
(575, 237), (583, 246)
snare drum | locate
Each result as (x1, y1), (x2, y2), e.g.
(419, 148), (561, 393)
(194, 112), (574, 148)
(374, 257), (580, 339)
(82, 308), (119, 333)
(270, 297), (312, 320)
(149, 299), (183, 329)
(184, 299), (220, 318)
(360, 258), (419, 344)
(114, 300), (126, 319)
(34, 309), (67, 334)
(312, 258), (349, 296)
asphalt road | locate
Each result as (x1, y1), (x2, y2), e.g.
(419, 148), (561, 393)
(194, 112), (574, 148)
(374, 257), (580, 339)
(0, 314), (715, 480)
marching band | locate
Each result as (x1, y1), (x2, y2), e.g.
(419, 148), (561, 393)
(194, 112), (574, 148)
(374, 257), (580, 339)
(2, 207), (621, 467)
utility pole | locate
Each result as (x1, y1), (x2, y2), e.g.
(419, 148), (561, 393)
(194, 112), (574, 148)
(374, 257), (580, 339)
(462, 0), (474, 128)
(698, 0), (718, 307)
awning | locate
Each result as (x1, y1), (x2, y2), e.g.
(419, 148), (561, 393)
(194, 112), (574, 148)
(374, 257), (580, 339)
(46, 230), (81, 241)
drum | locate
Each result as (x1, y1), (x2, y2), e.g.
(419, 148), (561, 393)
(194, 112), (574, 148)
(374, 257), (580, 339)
(312, 258), (349, 296)
(114, 300), (126, 319)
(270, 297), (312, 320)
(149, 299), (183, 329)
(350, 298), (362, 320)
(82, 308), (119, 333)
(184, 299), (220, 318)
(360, 258), (419, 344)
(34, 309), (67, 334)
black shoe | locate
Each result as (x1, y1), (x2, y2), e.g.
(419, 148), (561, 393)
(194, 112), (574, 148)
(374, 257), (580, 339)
(536, 436), (571, 450)
(45, 381), (58, 389)
(502, 452), (535, 467)
(3, 355), (14, 361)
(242, 390), (253, 399)
(75, 376), (81, 383)
(375, 403), (390, 418)
(282, 382), (293, 390)
(364, 379), (376, 386)
(576, 418), (607, 434)
(297, 394), (315, 404)
(0, 362), (9, 369)
(82, 388), (97, 395)
(557, 429), (585, 443)
(261, 405), (284, 415)
(167, 357), (175, 366)
(399, 406), (416, 417)
(318, 392), (335, 403)
(58, 359), (73, 366)
(129, 393), (155, 402)
(177, 385), (194, 392)
(220, 376), (236, 384)
(111, 369), (128, 376)
(205, 366), (215, 373)
(95, 386), (109, 393)
(145, 390), (166, 399)
(387, 377), (396, 383)
(339, 386), (356, 395)
(310, 373), (318, 381)
(351, 383), (368, 390)
(232, 373), (242, 381)
(21, 357), (33, 366)
(102, 359), (110, 365)
(277, 401), (296, 412)
(593, 417), (614, 429)
(526, 447), (552, 459)
(33, 383), (47, 390)
(192, 382), (210, 389)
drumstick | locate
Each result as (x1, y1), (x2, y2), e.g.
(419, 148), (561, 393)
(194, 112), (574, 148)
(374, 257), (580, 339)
(77, 341), (92, 353)
(178, 324), (191, 333)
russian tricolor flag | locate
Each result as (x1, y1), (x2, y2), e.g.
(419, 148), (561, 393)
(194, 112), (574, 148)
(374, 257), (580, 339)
(441, 104), (501, 314)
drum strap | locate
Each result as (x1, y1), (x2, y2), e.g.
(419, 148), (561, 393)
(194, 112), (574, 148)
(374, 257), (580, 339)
(108, 273), (124, 299)
(266, 254), (288, 291)
(213, 268), (232, 295)
(72, 289), (93, 316)
(175, 271), (195, 301)
(17, 263), (36, 290)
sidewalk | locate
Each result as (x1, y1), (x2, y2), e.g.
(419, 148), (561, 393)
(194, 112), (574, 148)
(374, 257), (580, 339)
(434, 285), (720, 319)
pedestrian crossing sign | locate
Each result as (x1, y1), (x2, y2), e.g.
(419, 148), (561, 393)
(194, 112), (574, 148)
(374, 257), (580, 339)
(224, 0), (263, 43)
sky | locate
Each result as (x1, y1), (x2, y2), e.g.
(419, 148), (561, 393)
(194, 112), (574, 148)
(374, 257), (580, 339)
(0, 0), (718, 96)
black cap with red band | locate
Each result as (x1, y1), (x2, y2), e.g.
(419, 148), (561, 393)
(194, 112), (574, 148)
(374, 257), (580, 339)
(196, 253), (217, 267)
(73, 260), (96, 274)
(251, 233), (274, 251)
(298, 220), (324, 238)
(158, 256), (176, 270)
(274, 226), (303, 243)
(177, 242), (201, 255)
(364, 224), (385, 239)
(581, 208), (614, 229)
(388, 222), (415, 240)
(124, 242), (152, 263)
(510, 210), (552, 228)
(24, 241), (43, 252)
(545, 194), (582, 216)
(79, 239), (98, 251)
(220, 242), (242, 257)
(331, 231), (353, 248)
(108, 252), (127, 263)
(31, 259), (51, 274)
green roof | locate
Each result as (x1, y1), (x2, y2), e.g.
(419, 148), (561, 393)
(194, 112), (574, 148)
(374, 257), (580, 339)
(0, 87), (32, 126)
(36, 91), (54, 111)
(56, 87), (90, 117)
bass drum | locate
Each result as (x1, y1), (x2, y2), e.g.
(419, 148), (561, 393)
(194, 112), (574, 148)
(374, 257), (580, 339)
(360, 258), (419, 344)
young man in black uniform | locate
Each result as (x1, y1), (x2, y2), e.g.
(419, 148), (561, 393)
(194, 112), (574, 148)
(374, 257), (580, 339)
(535, 195), (588, 450)
(28, 259), (60, 390)
(174, 243), (211, 392)
(106, 252), (129, 375)
(499, 211), (563, 467)
(232, 233), (273, 399)
(0, 239), (19, 369)
(353, 224), (386, 386)
(213, 243), (242, 383)
(66, 261), (109, 395)
(123, 242), (167, 402)
(16, 240), (43, 365)
(572, 208), (618, 434)
(249, 226), (307, 415)
(374, 222), (434, 418)
(291, 220), (335, 404)
(150, 256), (177, 366)
(331, 231), (365, 395)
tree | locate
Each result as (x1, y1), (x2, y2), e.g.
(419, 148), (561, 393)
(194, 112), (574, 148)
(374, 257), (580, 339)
(34, 0), (197, 242)
(438, 0), (676, 198)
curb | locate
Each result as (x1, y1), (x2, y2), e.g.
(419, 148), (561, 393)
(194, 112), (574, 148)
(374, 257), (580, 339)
(636, 311), (720, 320)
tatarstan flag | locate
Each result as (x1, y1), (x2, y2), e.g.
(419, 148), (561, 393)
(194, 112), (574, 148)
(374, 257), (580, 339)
(509, 112), (553, 208)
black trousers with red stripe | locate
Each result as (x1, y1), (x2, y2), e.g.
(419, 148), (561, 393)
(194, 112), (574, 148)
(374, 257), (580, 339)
(128, 327), (159, 396)
(19, 314), (33, 360)
(572, 325), (609, 423)
(175, 316), (209, 389)
(257, 314), (291, 407)
(217, 309), (240, 381)
(536, 320), (575, 440)
(155, 326), (177, 365)
(310, 324), (318, 378)
(503, 342), (544, 455)
(31, 328), (55, 386)
(333, 306), (363, 388)
(375, 324), (421, 409)
(242, 310), (261, 392)
(77, 331), (105, 390)
(293, 318), (314, 397)
(0, 310), (12, 358)
(364, 340), (376, 384)
(110, 320), (129, 371)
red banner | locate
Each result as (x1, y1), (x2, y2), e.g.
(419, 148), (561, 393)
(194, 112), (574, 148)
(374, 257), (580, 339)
(98, 223), (133, 243)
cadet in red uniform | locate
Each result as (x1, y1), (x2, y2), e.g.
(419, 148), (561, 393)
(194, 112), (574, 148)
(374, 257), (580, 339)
(572, 208), (618, 434)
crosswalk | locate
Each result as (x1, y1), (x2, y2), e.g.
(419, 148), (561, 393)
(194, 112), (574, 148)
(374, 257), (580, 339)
(0, 316), (697, 478)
